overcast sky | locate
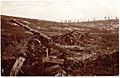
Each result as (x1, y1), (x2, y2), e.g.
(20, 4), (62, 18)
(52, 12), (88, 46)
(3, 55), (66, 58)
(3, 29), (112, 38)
(1, 0), (119, 22)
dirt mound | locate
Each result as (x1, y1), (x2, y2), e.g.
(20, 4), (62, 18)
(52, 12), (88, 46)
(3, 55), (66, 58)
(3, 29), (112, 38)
(71, 51), (119, 76)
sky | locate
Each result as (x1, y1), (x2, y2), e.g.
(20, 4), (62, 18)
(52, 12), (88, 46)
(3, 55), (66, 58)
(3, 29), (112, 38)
(1, 0), (119, 22)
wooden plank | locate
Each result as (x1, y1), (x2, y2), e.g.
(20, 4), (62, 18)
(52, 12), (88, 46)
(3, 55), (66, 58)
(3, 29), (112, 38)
(42, 57), (64, 65)
(53, 43), (84, 54)
(10, 57), (25, 76)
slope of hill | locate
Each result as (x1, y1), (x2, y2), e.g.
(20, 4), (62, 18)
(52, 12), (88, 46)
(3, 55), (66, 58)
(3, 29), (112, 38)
(1, 15), (119, 76)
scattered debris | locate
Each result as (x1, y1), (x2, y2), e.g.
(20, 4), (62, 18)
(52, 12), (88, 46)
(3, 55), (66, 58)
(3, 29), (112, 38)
(1, 15), (119, 76)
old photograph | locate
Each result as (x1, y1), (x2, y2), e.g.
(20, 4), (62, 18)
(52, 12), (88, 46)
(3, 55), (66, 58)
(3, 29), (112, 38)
(1, 0), (119, 76)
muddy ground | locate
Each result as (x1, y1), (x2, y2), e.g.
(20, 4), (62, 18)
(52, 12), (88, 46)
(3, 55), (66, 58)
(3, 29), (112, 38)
(1, 15), (119, 76)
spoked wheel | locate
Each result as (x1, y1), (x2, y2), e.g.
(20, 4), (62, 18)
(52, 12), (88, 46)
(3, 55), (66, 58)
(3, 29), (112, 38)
(62, 35), (75, 45)
(26, 38), (47, 57)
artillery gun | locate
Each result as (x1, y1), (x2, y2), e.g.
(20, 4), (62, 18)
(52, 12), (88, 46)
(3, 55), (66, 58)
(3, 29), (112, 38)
(10, 19), (84, 76)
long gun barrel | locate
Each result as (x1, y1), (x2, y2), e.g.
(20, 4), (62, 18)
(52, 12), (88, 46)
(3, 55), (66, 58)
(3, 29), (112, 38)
(11, 19), (51, 40)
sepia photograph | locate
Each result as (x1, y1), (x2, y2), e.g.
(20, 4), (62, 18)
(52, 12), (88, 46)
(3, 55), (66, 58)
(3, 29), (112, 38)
(1, 0), (119, 76)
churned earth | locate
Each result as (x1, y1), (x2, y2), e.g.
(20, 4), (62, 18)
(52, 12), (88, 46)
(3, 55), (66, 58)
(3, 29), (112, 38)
(1, 15), (119, 76)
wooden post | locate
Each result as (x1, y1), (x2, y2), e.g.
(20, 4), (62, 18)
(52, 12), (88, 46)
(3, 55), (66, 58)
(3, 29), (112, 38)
(46, 48), (49, 58)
